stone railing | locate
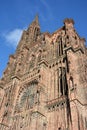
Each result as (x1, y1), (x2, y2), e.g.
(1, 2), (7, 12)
(46, 95), (67, 106)
(21, 67), (41, 83)
(46, 96), (67, 112)
(0, 123), (9, 130)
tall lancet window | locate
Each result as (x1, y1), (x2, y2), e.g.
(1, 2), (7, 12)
(69, 76), (74, 90)
(29, 54), (36, 70)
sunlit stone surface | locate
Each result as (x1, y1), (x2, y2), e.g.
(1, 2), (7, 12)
(0, 16), (87, 130)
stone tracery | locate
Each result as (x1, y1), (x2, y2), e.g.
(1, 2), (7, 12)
(0, 17), (87, 130)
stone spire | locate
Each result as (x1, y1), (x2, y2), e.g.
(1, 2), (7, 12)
(28, 14), (40, 31)
(34, 14), (39, 26)
(26, 15), (40, 42)
(16, 15), (40, 53)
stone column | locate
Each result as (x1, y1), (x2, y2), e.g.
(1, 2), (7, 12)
(58, 67), (61, 97)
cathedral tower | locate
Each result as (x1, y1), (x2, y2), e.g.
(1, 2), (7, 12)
(0, 17), (87, 130)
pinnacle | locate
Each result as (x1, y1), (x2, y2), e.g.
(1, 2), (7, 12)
(28, 14), (40, 30)
(34, 14), (39, 25)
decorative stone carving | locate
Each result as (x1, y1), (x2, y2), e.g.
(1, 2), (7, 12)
(0, 17), (87, 130)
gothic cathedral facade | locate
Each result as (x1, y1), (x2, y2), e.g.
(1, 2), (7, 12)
(0, 16), (87, 130)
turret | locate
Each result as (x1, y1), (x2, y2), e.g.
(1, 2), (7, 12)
(63, 18), (74, 29)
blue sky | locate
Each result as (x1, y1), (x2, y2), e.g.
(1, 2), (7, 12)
(0, 0), (87, 78)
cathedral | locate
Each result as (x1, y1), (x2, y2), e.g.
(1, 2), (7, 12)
(0, 16), (87, 130)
